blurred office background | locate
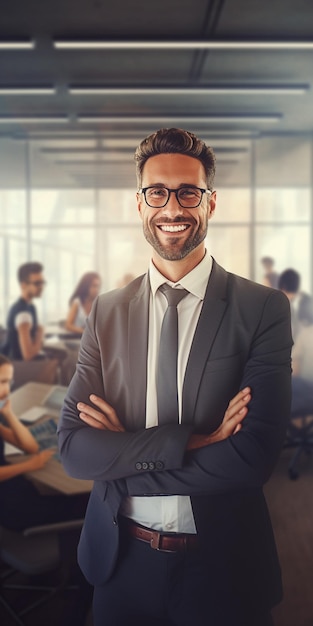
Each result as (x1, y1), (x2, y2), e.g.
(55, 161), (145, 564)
(1, 2), (313, 625)
(0, 0), (313, 324)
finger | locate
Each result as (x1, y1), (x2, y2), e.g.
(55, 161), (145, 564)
(79, 412), (107, 430)
(89, 394), (124, 430)
(227, 387), (251, 410)
(224, 406), (248, 433)
(233, 423), (242, 435)
(77, 402), (112, 427)
(224, 394), (251, 422)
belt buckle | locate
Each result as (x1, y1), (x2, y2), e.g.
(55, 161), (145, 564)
(150, 531), (162, 550)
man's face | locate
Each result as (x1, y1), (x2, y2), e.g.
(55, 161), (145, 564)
(23, 272), (46, 299)
(137, 153), (216, 264)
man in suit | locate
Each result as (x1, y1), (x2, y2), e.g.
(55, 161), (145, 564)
(58, 128), (292, 626)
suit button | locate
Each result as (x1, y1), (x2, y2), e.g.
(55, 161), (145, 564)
(142, 462), (149, 470)
(135, 462), (142, 471)
(148, 462), (155, 470)
(156, 461), (164, 470)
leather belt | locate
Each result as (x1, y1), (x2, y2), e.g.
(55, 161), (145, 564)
(121, 518), (198, 553)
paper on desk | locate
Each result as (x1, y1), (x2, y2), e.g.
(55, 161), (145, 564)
(19, 406), (47, 423)
(4, 442), (23, 455)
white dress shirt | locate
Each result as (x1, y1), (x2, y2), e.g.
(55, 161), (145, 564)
(120, 252), (213, 533)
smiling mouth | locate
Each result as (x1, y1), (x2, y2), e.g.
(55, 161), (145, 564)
(158, 224), (190, 233)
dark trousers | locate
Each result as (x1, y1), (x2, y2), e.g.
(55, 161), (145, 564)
(92, 529), (275, 626)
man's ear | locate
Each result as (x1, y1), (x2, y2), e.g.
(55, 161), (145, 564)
(136, 192), (143, 219)
(208, 191), (216, 220)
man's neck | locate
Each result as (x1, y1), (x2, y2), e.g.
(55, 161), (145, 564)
(20, 291), (32, 304)
(152, 247), (206, 283)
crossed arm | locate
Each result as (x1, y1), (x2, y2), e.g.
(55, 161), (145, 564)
(77, 387), (251, 449)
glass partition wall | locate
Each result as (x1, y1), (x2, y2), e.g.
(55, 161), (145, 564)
(0, 134), (312, 325)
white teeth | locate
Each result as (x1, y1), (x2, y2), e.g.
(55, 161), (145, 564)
(160, 225), (187, 232)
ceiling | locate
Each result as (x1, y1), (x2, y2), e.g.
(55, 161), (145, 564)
(0, 0), (313, 188)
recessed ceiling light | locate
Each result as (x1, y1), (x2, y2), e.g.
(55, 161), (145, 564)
(77, 114), (282, 125)
(69, 84), (308, 96)
(0, 87), (56, 95)
(53, 39), (313, 51)
(0, 40), (35, 50)
(0, 116), (68, 124)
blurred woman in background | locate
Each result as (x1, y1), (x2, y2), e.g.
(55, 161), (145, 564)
(65, 272), (101, 335)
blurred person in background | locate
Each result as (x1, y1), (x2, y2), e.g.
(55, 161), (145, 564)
(278, 268), (313, 341)
(0, 354), (89, 530)
(261, 256), (279, 289)
(65, 272), (101, 336)
(3, 262), (46, 361)
(292, 297), (313, 384)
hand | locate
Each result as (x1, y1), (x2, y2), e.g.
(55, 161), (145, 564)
(77, 395), (125, 432)
(187, 387), (251, 451)
(27, 448), (55, 471)
(0, 397), (12, 420)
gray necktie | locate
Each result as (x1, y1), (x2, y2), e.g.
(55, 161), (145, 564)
(157, 284), (188, 425)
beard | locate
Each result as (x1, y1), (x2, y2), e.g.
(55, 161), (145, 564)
(142, 216), (208, 261)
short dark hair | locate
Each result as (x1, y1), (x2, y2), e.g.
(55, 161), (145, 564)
(18, 262), (43, 284)
(134, 128), (216, 189)
(261, 256), (274, 266)
(278, 269), (300, 293)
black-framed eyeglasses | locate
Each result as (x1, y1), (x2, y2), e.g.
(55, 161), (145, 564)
(139, 186), (211, 209)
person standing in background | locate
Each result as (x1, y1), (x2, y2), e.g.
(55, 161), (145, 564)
(261, 256), (279, 289)
(278, 268), (313, 340)
(65, 272), (101, 336)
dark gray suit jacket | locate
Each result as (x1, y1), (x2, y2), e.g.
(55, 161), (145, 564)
(58, 259), (292, 612)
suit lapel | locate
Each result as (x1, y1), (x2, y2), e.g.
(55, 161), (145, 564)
(128, 273), (150, 430)
(182, 261), (229, 424)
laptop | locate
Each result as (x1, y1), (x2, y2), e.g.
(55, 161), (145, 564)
(19, 385), (67, 423)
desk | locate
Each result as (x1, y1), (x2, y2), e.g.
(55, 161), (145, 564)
(10, 382), (93, 495)
(45, 323), (82, 341)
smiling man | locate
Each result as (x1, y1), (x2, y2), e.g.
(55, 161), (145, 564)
(58, 128), (292, 626)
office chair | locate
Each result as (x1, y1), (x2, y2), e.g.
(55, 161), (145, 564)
(284, 377), (313, 479)
(0, 518), (84, 626)
(10, 358), (59, 391)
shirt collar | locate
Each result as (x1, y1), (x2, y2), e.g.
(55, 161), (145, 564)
(149, 251), (212, 301)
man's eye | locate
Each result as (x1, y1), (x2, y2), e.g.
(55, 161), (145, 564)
(148, 188), (167, 197)
(179, 188), (198, 198)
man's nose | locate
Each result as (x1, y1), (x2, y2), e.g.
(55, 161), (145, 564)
(162, 191), (183, 216)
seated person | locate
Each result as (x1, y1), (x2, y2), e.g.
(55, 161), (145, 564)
(65, 272), (101, 335)
(4, 261), (46, 361)
(0, 354), (89, 531)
